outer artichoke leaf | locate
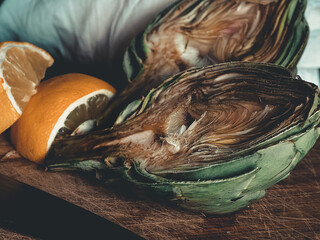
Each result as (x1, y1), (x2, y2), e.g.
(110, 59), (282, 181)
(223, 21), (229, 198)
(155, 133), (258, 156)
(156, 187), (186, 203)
(276, 18), (309, 69)
(115, 99), (142, 125)
(123, 161), (262, 214)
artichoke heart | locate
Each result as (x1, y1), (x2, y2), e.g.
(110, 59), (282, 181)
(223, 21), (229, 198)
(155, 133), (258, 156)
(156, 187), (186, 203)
(101, 0), (309, 125)
(46, 62), (320, 214)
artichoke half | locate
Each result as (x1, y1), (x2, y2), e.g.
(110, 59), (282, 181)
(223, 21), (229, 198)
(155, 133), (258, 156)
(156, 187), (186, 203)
(46, 62), (320, 214)
(100, 0), (309, 125)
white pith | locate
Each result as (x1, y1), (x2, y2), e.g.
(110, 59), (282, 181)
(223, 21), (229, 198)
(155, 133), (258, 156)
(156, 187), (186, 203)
(46, 89), (115, 151)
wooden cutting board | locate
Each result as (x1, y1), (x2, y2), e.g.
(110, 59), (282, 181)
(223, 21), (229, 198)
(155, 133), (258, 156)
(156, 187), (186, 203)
(1, 131), (320, 240)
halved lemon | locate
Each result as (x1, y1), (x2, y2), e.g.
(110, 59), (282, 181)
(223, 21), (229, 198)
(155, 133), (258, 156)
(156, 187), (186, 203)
(10, 73), (116, 164)
(0, 41), (54, 134)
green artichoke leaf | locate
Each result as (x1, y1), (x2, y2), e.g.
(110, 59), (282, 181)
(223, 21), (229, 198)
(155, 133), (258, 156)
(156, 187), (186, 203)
(46, 62), (320, 214)
(100, 0), (309, 126)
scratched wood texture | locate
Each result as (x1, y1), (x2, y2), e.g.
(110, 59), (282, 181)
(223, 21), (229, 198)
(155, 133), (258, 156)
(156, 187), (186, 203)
(0, 131), (320, 240)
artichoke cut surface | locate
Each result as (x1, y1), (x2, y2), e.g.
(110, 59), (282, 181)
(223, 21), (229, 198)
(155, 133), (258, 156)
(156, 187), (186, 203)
(47, 62), (320, 214)
(101, 0), (309, 124)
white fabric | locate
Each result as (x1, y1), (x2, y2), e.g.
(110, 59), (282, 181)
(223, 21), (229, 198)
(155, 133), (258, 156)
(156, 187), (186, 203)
(0, 0), (176, 64)
(0, 0), (318, 85)
(297, 0), (320, 86)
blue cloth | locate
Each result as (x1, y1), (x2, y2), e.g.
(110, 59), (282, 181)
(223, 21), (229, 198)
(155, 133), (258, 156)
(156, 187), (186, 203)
(297, 0), (320, 86)
(0, 0), (175, 64)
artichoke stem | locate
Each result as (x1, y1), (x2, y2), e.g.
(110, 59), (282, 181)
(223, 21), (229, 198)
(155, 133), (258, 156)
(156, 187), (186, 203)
(45, 128), (124, 169)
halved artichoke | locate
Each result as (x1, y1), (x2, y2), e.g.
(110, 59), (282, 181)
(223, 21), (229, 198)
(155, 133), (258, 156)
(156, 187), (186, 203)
(46, 62), (320, 214)
(100, 0), (309, 125)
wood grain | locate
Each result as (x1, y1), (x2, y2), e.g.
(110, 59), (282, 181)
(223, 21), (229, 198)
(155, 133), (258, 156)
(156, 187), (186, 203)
(1, 132), (320, 240)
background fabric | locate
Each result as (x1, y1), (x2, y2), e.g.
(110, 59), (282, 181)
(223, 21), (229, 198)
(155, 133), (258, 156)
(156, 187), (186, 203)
(297, 0), (320, 86)
(0, 0), (176, 89)
(0, 0), (176, 63)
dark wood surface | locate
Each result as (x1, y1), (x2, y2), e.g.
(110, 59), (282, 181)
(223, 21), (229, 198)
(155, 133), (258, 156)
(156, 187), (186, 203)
(1, 132), (320, 240)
